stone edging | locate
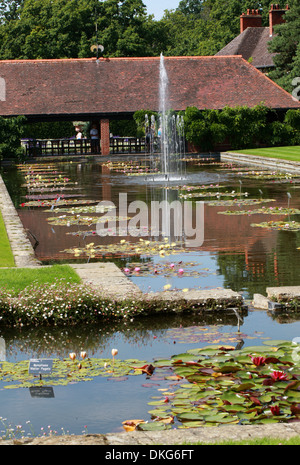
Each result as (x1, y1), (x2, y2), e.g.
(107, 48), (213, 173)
(0, 174), (41, 267)
(2, 422), (300, 445)
(221, 152), (300, 174)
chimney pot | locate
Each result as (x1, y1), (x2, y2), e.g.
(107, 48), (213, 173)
(240, 9), (262, 33)
(269, 4), (288, 36)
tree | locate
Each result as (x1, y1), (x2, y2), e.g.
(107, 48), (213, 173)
(268, 0), (300, 93)
(0, 116), (26, 161)
(0, 0), (164, 59)
(161, 0), (289, 57)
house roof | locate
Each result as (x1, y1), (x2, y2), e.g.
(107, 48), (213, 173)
(215, 27), (276, 69)
(0, 56), (299, 121)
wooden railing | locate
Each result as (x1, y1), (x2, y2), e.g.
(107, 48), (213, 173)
(22, 137), (160, 157)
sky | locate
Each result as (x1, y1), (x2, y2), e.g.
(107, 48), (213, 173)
(143, 0), (181, 20)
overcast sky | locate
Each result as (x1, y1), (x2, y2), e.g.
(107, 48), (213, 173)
(143, 0), (180, 19)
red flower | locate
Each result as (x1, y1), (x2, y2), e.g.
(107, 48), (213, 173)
(271, 405), (281, 416)
(250, 356), (266, 366)
(270, 371), (288, 381)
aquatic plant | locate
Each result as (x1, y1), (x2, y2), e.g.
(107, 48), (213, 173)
(142, 340), (300, 430)
(251, 221), (300, 231)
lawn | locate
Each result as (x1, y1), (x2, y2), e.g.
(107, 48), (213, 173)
(185, 436), (300, 445)
(0, 210), (15, 267)
(0, 264), (81, 295)
(231, 145), (300, 162)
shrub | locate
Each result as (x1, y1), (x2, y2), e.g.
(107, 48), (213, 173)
(0, 116), (26, 161)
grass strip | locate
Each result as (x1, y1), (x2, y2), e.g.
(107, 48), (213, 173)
(0, 264), (81, 295)
(183, 436), (300, 445)
(231, 145), (300, 162)
(0, 210), (15, 267)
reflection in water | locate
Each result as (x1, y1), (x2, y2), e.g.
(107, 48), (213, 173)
(4, 160), (300, 299)
(0, 312), (247, 361)
(1, 159), (300, 436)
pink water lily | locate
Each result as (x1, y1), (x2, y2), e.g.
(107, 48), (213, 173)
(250, 355), (267, 366)
(270, 371), (288, 381)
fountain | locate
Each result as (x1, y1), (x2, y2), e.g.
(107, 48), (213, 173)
(144, 54), (186, 181)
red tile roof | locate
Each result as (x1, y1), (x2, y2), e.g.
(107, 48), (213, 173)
(0, 56), (299, 120)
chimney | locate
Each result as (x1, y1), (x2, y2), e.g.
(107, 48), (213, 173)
(240, 9), (262, 33)
(269, 4), (289, 36)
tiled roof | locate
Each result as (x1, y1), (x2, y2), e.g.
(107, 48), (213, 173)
(0, 56), (299, 120)
(216, 27), (276, 69)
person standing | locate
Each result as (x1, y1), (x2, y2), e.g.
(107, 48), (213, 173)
(90, 124), (99, 153)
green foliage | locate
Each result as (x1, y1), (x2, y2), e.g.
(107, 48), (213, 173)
(109, 119), (138, 137)
(23, 121), (75, 139)
(151, 341), (300, 429)
(0, 116), (26, 160)
(133, 109), (158, 137)
(0, 0), (163, 59)
(268, 0), (300, 92)
(183, 105), (299, 150)
(285, 109), (300, 132)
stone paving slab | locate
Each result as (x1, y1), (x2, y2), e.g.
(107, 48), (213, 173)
(69, 263), (246, 307)
(70, 262), (143, 300)
(267, 286), (300, 300)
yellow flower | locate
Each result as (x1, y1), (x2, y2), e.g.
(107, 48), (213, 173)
(164, 284), (171, 290)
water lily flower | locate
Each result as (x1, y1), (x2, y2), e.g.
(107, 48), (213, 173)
(178, 268), (184, 274)
(80, 351), (87, 359)
(124, 268), (130, 273)
(250, 355), (266, 366)
(69, 352), (76, 361)
(111, 349), (118, 357)
(270, 371), (288, 381)
(164, 284), (171, 290)
(270, 405), (281, 416)
(134, 267), (140, 272)
(170, 263), (175, 268)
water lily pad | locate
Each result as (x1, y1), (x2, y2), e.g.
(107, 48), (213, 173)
(251, 221), (300, 231)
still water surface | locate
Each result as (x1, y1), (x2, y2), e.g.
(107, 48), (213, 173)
(1, 159), (300, 436)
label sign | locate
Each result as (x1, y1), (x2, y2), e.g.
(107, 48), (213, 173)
(29, 359), (53, 375)
(29, 386), (55, 398)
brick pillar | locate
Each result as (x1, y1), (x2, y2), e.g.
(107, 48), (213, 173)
(100, 119), (110, 156)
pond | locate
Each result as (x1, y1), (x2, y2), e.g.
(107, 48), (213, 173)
(1, 157), (300, 438)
